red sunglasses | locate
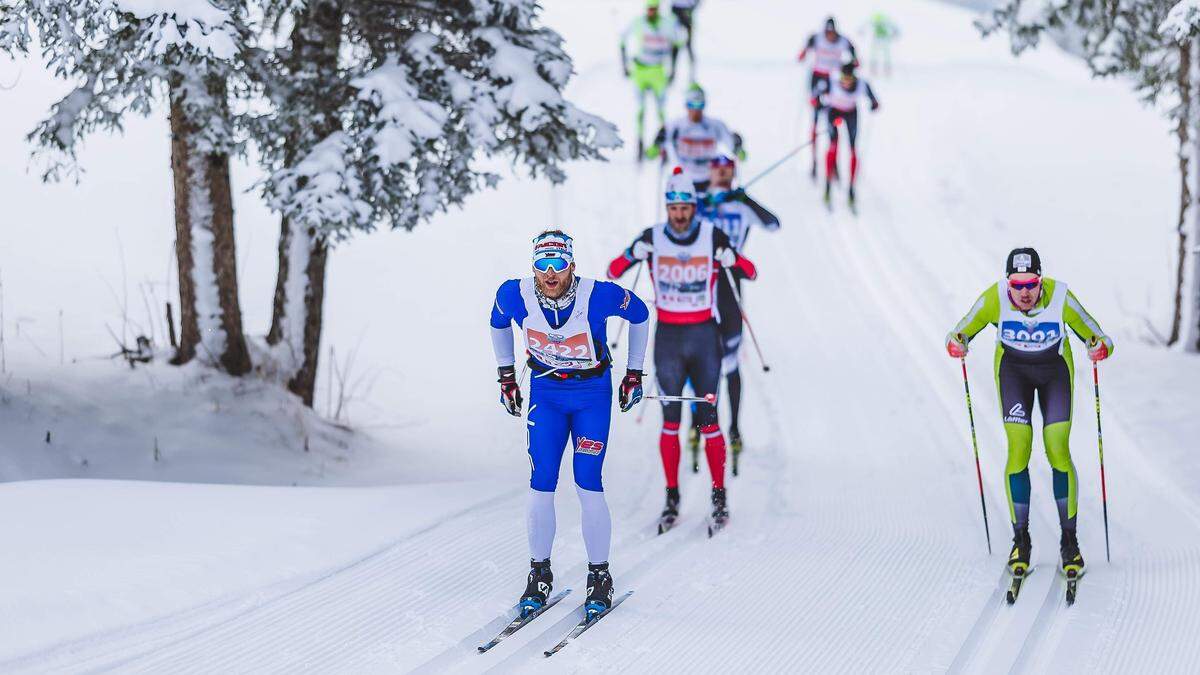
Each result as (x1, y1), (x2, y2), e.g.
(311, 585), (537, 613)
(1009, 278), (1041, 291)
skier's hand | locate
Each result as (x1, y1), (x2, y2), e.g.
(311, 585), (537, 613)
(497, 366), (523, 416)
(715, 246), (737, 268)
(945, 332), (968, 359)
(871, 101), (881, 112)
(1087, 335), (1112, 362)
(729, 188), (747, 202)
(631, 240), (654, 261)
(735, 148), (748, 162)
(644, 145), (661, 160)
(618, 369), (644, 412)
(623, 64), (631, 78)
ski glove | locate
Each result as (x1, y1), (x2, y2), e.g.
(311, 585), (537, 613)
(644, 145), (662, 160)
(498, 366), (523, 416)
(715, 246), (738, 268)
(871, 101), (881, 112)
(945, 332), (968, 358)
(631, 240), (654, 261)
(1087, 335), (1112, 362)
(619, 369), (644, 412)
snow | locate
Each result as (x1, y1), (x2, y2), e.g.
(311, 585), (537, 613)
(1, 0), (1199, 671)
(111, 0), (239, 60)
(1162, 0), (1200, 42)
(185, 147), (228, 365)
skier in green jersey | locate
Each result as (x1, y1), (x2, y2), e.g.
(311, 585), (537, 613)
(946, 248), (1113, 579)
(621, 0), (684, 158)
(860, 12), (900, 76)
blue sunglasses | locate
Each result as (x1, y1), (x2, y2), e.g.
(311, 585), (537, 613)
(665, 191), (695, 202)
(534, 256), (571, 273)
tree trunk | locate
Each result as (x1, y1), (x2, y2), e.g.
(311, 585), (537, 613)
(168, 71), (252, 374)
(1183, 39), (1200, 352)
(1170, 42), (1191, 346)
(267, 218), (328, 406)
(265, 0), (343, 406)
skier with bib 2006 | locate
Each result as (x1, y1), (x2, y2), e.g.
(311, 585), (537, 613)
(490, 231), (651, 620)
(946, 248), (1112, 583)
(647, 84), (745, 185)
(798, 17), (858, 179)
(607, 170), (758, 533)
(817, 62), (879, 209)
(621, 0), (684, 159)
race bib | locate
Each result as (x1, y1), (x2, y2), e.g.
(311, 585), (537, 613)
(526, 327), (596, 368)
(1000, 321), (1062, 352)
(656, 255), (711, 309)
(678, 136), (716, 160)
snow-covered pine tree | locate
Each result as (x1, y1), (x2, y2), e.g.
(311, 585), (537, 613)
(980, 1), (1200, 351)
(0, 0), (254, 373)
(252, 0), (621, 406)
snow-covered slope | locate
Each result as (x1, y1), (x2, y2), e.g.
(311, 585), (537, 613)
(2, 0), (1199, 672)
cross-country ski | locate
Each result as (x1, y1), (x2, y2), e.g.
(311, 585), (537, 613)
(477, 589), (572, 653)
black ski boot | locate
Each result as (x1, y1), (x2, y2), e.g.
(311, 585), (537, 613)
(1008, 527), (1032, 576)
(848, 184), (857, 208)
(1060, 529), (1085, 577)
(711, 487), (729, 523)
(585, 562), (614, 620)
(823, 179), (833, 207)
(519, 559), (553, 618)
(658, 487), (680, 534)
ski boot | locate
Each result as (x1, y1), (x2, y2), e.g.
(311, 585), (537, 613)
(729, 430), (743, 477)
(585, 562), (614, 620)
(1008, 527), (1032, 576)
(519, 559), (553, 618)
(848, 184), (857, 207)
(810, 158), (818, 182)
(658, 487), (680, 534)
(688, 426), (701, 473)
(823, 180), (833, 208)
(636, 138), (644, 162)
(1060, 529), (1085, 576)
(708, 487), (729, 536)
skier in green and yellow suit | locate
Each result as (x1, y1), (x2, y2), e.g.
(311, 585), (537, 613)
(945, 248), (1113, 577)
(621, 0), (684, 158)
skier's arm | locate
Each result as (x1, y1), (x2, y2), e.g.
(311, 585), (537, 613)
(600, 282), (651, 370)
(738, 191), (780, 231)
(489, 281), (521, 367)
(1064, 288), (1114, 355)
(714, 229), (757, 280)
(846, 39), (860, 67)
(798, 34), (815, 61)
(950, 284), (1000, 343)
(607, 229), (654, 279)
(864, 81), (880, 111)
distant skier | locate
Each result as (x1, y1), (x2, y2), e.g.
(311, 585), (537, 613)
(670, 0), (701, 76)
(798, 17), (857, 179)
(817, 62), (879, 209)
(490, 231), (650, 620)
(621, 0), (684, 158)
(688, 154), (779, 473)
(607, 169), (758, 532)
(861, 11), (900, 76)
(647, 84), (745, 185)
(946, 248), (1113, 581)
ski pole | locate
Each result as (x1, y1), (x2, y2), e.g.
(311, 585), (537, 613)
(610, 261), (644, 348)
(723, 268), (771, 372)
(742, 140), (815, 190)
(645, 393), (717, 404)
(958, 351), (993, 555)
(1090, 343), (1111, 563)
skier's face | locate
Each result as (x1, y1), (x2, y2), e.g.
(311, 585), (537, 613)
(710, 164), (735, 188)
(647, 7), (658, 22)
(687, 108), (703, 123)
(1007, 273), (1042, 310)
(667, 203), (695, 231)
(825, 29), (837, 42)
(536, 262), (575, 299)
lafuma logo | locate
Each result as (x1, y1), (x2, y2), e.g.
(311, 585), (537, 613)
(1005, 402), (1028, 424)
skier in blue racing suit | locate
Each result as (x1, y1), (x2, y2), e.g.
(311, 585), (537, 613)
(490, 230), (651, 619)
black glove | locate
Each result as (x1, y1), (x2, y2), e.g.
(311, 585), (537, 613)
(618, 369), (644, 412)
(497, 366), (522, 417)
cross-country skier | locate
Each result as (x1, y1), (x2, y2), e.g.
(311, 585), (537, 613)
(606, 169), (758, 532)
(685, 154), (779, 473)
(490, 231), (651, 620)
(646, 84), (745, 185)
(621, 0), (684, 159)
(860, 11), (900, 76)
(798, 17), (858, 179)
(670, 0), (700, 77)
(945, 248), (1113, 581)
(817, 62), (879, 209)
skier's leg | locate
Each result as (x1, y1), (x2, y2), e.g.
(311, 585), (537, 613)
(825, 113), (841, 181)
(526, 391), (571, 561)
(655, 326), (687, 488)
(570, 379), (614, 564)
(847, 111), (860, 187)
(1039, 356), (1078, 533)
(689, 322), (726, 489)
(997, 354), (1036, 531)
(717, 279), (744, 437)
(633, 66), (650, 147)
